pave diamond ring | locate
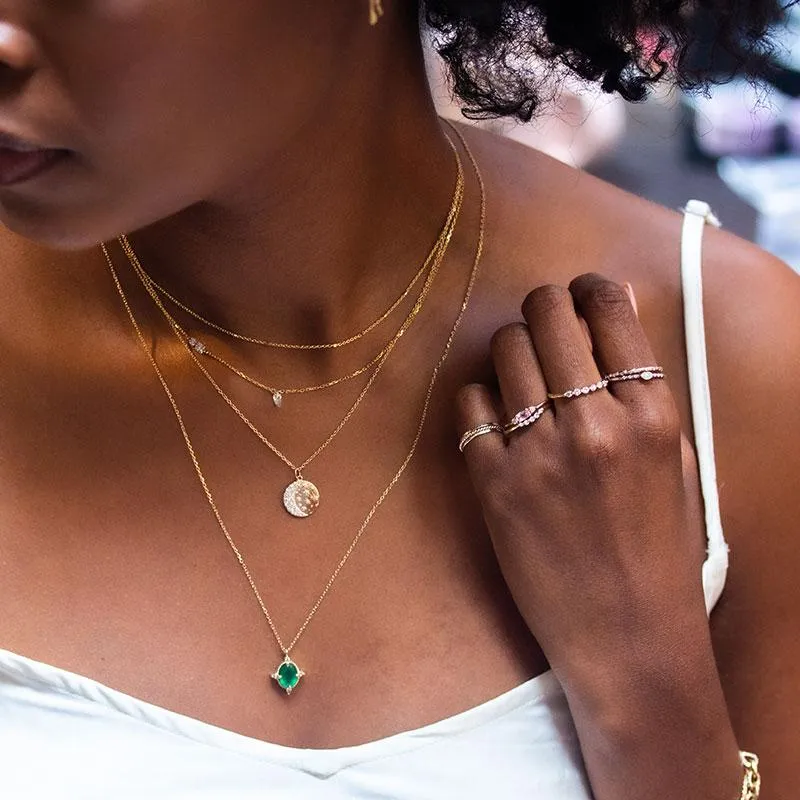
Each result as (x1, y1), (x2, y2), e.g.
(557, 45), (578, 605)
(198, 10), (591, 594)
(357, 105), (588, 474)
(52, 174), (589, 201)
(604, 365), (665, 384)
(547, 379), (609, 401)
(503, 401), (551, 436)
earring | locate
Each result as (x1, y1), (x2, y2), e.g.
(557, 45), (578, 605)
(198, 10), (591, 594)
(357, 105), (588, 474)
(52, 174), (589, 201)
(369, 0), (384, 25)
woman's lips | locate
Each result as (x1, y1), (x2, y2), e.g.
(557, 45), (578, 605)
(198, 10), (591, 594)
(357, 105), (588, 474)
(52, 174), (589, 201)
(0, 146), (67, 186)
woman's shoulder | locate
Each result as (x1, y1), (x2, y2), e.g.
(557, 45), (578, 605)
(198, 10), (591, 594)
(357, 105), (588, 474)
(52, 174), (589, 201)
(465, 119), (800, 522)
(459, 121), (799, 385)
(460, 118), (786, 282)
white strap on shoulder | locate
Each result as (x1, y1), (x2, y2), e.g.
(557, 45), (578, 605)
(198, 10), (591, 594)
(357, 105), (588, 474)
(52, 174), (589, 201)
(680, 201), (729, 613)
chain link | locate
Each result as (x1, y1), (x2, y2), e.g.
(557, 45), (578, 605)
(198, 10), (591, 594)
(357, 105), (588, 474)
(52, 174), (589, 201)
(739, 751), (761, 800)
(132, 182), (455, 352)
(122, 144), (464, 397)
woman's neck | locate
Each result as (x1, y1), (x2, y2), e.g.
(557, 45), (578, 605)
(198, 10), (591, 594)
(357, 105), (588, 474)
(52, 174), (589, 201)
(121, 31), (457, 348)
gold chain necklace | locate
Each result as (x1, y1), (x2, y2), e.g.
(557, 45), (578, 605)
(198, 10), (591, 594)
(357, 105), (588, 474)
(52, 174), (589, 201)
(139, 245), (427, 350)
(118, 168), (457, 518)
(102, 122), (484, 695)
(120, 143), (463, 410)
(132, 170), (457, 353)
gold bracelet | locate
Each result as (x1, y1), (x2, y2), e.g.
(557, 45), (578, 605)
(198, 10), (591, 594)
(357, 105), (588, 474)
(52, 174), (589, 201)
(739, 751), (761, 800)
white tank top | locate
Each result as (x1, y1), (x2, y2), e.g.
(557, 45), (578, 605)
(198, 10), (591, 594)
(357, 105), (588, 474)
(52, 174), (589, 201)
(0, 202), (729, 799)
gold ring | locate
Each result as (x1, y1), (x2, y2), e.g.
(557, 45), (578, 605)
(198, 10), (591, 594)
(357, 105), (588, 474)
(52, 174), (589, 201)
(547, 379), (608, 400)
(604, 366), (665, 384)
(503, 400), (550, 436)
(458, 422), (504, 453)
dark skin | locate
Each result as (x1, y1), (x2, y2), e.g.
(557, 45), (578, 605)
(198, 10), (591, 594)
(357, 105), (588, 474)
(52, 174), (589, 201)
(0, 1), (798, 797)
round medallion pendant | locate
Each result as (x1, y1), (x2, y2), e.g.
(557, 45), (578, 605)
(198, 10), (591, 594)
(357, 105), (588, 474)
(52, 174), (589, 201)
(283, 479), (320, 518)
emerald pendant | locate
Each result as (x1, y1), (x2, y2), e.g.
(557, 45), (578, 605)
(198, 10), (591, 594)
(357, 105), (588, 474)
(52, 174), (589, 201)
(271, 656), (305, 695)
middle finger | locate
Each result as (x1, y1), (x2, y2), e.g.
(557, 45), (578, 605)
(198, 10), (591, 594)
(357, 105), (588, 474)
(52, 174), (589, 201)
(522, 284), (605, 414)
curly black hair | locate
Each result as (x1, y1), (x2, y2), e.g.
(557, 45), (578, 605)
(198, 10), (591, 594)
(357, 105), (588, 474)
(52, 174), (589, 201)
(422, 0), (797, 119)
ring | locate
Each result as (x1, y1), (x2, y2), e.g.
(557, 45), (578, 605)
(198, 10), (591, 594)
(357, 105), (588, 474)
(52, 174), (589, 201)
(458, 422), (504, 452)
(503, 401), (550, 435)
(547, 379), (608, 401)
(604, 365), (665, 384)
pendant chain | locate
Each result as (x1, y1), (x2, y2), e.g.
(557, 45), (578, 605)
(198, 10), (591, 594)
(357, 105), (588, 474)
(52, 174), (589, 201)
(133, 202), (441, 352)
(101, 120), (485, 665)
(121, 162), (461, 408)
(117, 130), (463, 485)
(120, 154), (460, 479)
(123, 143), (464, 400)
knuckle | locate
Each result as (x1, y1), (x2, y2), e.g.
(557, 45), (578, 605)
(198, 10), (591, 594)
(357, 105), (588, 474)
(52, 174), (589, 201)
(569, 271), (609, 294)
(522, 284), (571, 318)
(455, 382), (480, 412)
(490, 322), (529, 359)
(632, 403), (681, 448)
(570, 419), (621, 468)
(455, 383), (489, 426)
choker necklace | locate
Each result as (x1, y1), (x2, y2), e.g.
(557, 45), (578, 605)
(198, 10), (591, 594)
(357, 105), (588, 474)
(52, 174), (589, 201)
(101, 120), (485, 693)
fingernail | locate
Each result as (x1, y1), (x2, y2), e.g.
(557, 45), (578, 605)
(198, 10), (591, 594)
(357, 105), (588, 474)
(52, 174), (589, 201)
(623, 282), (639, 317)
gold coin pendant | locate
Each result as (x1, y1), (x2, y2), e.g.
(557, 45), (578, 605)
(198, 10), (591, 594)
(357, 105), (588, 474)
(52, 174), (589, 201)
(283, 479), (320, 518)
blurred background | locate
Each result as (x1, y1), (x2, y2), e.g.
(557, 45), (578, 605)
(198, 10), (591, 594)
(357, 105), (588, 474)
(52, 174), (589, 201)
(428, 5), (800, 271)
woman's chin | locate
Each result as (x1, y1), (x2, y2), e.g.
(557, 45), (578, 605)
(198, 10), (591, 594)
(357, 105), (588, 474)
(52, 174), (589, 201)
(0, 205), (103, 250)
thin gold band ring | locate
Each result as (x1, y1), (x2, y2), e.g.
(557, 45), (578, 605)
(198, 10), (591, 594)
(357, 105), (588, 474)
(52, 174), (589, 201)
(458, 422), (504, 453)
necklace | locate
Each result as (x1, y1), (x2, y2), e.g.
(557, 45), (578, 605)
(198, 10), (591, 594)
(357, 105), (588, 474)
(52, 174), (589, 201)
(132, 156), (460, 353)
(117, 130), (464, 517)
(102, 121), (484, 694)
(139, 239), (429, 350)
(121, 171), (456, 518)
(121, 144), (463, 410)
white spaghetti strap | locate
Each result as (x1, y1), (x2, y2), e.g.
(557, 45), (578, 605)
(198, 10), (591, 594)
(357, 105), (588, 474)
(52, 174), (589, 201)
(681, 200), (729, 613)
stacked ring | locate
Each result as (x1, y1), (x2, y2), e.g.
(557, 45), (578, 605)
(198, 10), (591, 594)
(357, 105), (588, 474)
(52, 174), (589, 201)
(503, 401), (550, 436)
(605, 365), (665, 384)
(458, 366), (666, 453)
(458, 422), (504, 452)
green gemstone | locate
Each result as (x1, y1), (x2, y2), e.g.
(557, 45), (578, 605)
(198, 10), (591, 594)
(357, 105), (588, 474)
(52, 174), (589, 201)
(272, 659), (303, 694)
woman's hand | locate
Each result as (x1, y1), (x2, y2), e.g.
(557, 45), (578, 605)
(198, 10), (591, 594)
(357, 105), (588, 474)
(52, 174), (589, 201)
(456, 273), (742, 800)
(456, 273), (704, 675)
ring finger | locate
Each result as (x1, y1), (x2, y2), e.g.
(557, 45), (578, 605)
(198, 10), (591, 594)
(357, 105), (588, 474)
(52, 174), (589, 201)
(490, 322), (553, 437)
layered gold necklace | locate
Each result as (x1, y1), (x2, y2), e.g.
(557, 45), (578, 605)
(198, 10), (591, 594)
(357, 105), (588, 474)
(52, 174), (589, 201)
(117, 132), (465, 519)
(128, 134), (465, 409)
(101, 122), (485, 695)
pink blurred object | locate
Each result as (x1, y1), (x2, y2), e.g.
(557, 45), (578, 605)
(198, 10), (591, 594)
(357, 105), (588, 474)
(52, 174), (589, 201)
(686, 80), (786, 158)
(786, 99), (800, 151)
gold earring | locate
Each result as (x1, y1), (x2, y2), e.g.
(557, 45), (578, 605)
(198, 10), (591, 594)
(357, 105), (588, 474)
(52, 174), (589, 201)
(369, 0), (384, 25)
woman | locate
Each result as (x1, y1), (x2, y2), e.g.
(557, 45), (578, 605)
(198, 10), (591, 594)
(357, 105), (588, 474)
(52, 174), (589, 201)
(0, 1), (796, 798)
